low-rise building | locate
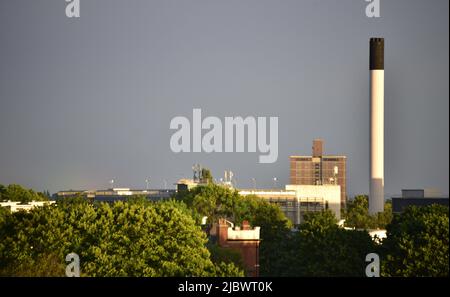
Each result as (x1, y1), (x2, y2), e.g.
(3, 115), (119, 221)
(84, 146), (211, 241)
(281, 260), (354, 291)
(54, 188), (175, 203)
(392, 189), (449, 213)
(215, 219), (261, 277)
(0, 200), (56, 212)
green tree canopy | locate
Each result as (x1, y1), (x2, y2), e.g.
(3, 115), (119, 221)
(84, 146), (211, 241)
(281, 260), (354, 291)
(344, 195), (392, 229)
(175, 184), (293, 276)
(175, 183), (241, 224)
(284, 210), (376, 277)
(0, 184), (49, 203)
(0, 199), (243, 276)
(381, 205), (449, 277)
(200, 168), (213, 184)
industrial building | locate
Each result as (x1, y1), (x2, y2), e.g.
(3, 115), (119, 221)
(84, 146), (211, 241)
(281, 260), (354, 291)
(239, 184), (341, 225)
(174, 160), (343, 225)
(54, 188), (175, 203)
(289, 139), (347, 210)
(391, 189), (449, 213)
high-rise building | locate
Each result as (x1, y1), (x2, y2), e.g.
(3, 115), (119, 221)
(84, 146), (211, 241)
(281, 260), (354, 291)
(289, 139), (347, 210)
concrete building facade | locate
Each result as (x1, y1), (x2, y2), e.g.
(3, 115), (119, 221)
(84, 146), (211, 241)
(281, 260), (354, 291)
(239, 184), (341, 225)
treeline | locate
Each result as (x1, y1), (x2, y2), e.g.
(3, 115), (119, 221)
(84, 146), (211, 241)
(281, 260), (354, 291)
(0, 183), (448, 277)
(0, 196), (242, 277)
(344, 195), (393, 229)
(0, 184), (50, 203)
(175, 184), (448, 277)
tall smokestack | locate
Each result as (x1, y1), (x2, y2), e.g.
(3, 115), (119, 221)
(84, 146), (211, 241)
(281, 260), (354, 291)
(369, 37), (384, 214)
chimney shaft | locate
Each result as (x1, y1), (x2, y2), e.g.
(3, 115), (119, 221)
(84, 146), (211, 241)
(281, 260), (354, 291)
(217, 218), (229, 246)
(369, 38), (385, 214)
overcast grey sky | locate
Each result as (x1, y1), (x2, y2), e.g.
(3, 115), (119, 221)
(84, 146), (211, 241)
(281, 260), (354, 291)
(0, 0), (448, 197)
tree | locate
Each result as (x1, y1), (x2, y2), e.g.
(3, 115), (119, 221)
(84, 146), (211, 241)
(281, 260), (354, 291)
(175, 183), (241, 224)
(375, 200), (393, 228)
(0, 198), (243, 276)
(201, 168), (213, 184)
(301, 208), (338, 233)
(344, 195), (392, 229)
(207, 242), (244, 270)
(235, 194), (292, 276)
(0, 184), (5, 197)
(0, 253), (66, 277)
(0, 184), (48, 203)
(381, 205), (449, 277)
(285, 210), (376, 277)
(175, 185), (293, 276)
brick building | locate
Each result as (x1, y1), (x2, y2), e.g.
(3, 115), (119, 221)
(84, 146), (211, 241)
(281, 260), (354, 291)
(290, 139), (347, 209)
(216, 219), (261, 277)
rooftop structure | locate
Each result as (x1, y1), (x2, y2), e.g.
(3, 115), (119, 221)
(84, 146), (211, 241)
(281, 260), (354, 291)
(54, 188), (175, 203)
(0, 200), (56, 212)
(392, 189), (449, 213)
(216, 219), (261, 277)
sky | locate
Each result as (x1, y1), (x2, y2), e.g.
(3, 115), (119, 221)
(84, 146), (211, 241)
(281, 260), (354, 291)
(0, 0), (448, 197)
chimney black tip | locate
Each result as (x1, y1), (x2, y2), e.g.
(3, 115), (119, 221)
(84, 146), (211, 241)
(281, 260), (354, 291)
(370, 38), (384, 70)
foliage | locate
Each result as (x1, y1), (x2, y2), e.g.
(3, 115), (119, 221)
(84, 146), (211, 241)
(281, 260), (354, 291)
(301, 209), (338, 233)
(175, 183), (242, 224)
(0, 184), (48, 203)
(277, 210), (376, 277)
(213, 262), (245, 277)
(380, 205), (449, 277)
(1, 253), (66, 277)
(0, 199), (242, 277)
(236, 195), (292, 276)
(201, 168), (213, 184)
(0, 206), (9, 226)
(175, 184), (292, 276)
(344, 195), (392, 229)
(207, 242), (244, 270)
(2, 182), (446, 277)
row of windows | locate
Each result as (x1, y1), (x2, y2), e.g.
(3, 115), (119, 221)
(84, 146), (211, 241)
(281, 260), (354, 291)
(291, 164), (346, 169)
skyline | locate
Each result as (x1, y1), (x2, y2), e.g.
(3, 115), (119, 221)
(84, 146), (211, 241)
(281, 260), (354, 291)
(0, 0), (448, 196)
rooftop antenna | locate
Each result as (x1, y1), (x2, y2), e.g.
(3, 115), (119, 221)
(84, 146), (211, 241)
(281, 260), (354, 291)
(192, 164), (202, 183)
(229, 171), (234, 186)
